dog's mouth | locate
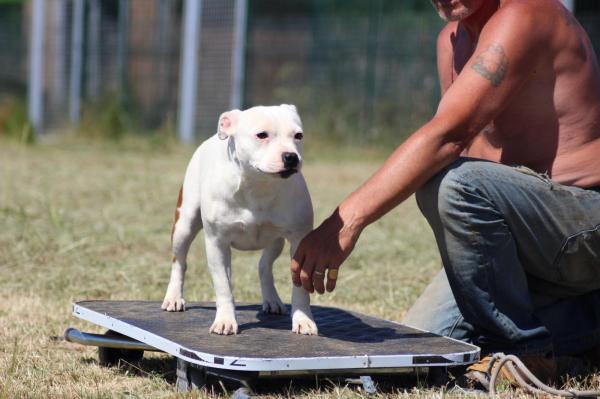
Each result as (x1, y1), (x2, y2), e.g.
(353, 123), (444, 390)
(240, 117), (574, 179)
(278, 169), (298, 179)
(251, 164), (298, 178)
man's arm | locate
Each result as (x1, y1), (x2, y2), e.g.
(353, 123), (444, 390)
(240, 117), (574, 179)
(291, 4), (543, 294)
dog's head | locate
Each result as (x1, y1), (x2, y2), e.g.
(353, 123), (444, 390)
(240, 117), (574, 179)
(217, 104), (304, 179)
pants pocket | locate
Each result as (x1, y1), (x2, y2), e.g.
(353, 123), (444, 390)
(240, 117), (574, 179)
(553, 224), (600, 292)
(512, 165), (554, 188)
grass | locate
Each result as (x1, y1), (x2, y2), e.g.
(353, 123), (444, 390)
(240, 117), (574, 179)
(0, 135), (598, 398)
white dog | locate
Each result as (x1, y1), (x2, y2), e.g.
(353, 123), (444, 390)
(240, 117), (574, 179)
(161, 104), (318, 335)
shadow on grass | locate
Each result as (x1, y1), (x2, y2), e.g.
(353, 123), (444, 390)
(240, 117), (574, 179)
(80, 355), (177, 383)
(80, 350), (600, 398)
(81, 353), (467, 396)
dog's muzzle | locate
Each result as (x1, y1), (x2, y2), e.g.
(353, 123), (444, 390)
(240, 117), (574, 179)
(280, 152), (300, 178)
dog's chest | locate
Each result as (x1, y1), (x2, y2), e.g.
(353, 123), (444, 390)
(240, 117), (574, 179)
(219, 209), (285, 250)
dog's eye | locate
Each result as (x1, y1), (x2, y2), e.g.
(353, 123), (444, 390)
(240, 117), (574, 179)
(256, 132), (268, 139)
(294, 132), (304, 140)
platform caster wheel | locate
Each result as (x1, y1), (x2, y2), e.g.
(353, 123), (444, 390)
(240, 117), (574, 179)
(231, 387), (252, 399)
(345, 375), (376, 395)
(98, 330), (144, 367)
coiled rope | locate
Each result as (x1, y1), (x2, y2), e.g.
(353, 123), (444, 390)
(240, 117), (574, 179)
(483, 353), (600, 397)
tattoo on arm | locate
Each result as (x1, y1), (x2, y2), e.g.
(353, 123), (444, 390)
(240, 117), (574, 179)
(471, 43), (508, 87)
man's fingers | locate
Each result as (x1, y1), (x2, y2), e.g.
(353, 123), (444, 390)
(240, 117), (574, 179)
(299, 260), (315, 293)
(326, 278), (337, 292)
(291, 243), (307, 287)
(312, 265), (326, 294)
(290, 255), (303, 287)
(326, 267), (339, 292)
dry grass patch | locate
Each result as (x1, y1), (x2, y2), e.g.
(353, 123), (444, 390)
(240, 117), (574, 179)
(1, 138), (597, 398)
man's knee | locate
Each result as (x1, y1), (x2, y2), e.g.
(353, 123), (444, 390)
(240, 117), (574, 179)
(415, 158), (487, 222)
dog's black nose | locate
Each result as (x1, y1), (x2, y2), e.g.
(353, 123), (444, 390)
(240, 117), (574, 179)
(282, 152), (299, 169)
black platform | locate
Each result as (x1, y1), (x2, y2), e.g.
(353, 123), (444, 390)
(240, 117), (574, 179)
(73, 300), (479, 373)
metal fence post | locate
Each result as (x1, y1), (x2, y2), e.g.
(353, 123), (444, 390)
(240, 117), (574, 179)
(177, 0), (202, 144)
(157, 0), (173, 105)
(51, 0), (67, 112)
(87, 0), (101, 100)
(28, 0), (45, 135)
(230, 0), (247, 110)
(362, 0), (382, 135)
(117, 0), (130, 100)
(69, 0), (85, 125)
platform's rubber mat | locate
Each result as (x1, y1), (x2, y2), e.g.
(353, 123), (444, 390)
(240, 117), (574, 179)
(75, 300), (477, 363)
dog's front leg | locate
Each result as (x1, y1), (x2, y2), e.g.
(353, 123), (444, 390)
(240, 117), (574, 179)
(289, 236), (318, 335)
(205, 237), (238, 335)
(259, 238), (286, 314)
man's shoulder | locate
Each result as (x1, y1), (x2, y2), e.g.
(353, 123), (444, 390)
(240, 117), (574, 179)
(482, 0), (576, 56)
(437, 22), (458, 49)
(480, 0), (561, 50)
(487, 1), (538, 30)
(438, 22), (457, 39)
(487, 0), (565, 33)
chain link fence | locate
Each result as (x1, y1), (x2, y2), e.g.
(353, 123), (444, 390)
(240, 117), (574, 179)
(0, 0), (598, 144)
(246, 1), (444, 144)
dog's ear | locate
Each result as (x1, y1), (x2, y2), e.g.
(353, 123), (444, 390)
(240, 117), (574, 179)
(280, 104), (298, 114)
(217, 109), (241, 140)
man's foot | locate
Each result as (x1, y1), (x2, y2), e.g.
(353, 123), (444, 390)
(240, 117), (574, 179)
(465, 353), (557, 389)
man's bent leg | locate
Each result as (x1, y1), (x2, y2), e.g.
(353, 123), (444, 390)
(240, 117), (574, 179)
(415, 158), (600, 355)
(403, 269), (475, 342)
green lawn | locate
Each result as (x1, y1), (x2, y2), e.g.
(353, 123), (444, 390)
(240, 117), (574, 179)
(0, 137), (592, 398)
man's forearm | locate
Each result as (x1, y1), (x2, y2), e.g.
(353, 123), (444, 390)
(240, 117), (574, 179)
(338, 118), (465, 233)
(290, 118), (471, 294)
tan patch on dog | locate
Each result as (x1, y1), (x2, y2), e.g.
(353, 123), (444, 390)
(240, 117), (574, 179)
(171, 186), (183, 245)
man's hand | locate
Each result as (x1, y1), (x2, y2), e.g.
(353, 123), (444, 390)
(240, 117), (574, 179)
(291, 208), (362, 294)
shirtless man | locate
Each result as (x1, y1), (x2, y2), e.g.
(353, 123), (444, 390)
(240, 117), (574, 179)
(291, 0), (600, 374)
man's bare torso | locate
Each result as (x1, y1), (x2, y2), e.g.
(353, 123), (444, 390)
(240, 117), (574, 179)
(439, 0), (600, 187)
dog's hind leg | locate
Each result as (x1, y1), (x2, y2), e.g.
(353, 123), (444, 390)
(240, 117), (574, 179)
(162, 186), (203, 312)
(259, 238), (286, 314)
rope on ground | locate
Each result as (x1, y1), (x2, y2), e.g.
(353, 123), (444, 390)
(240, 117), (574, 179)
(486, 352), (600, 397)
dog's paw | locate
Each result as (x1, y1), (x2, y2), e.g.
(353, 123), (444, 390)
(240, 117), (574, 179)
(262, 298), (287, 315)
(209, 317), (239, 335)
(161, 296), (186, 312)
(292, 312), (318, 335)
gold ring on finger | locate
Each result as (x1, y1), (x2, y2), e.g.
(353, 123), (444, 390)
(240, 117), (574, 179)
(327, 269), (338, 280)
